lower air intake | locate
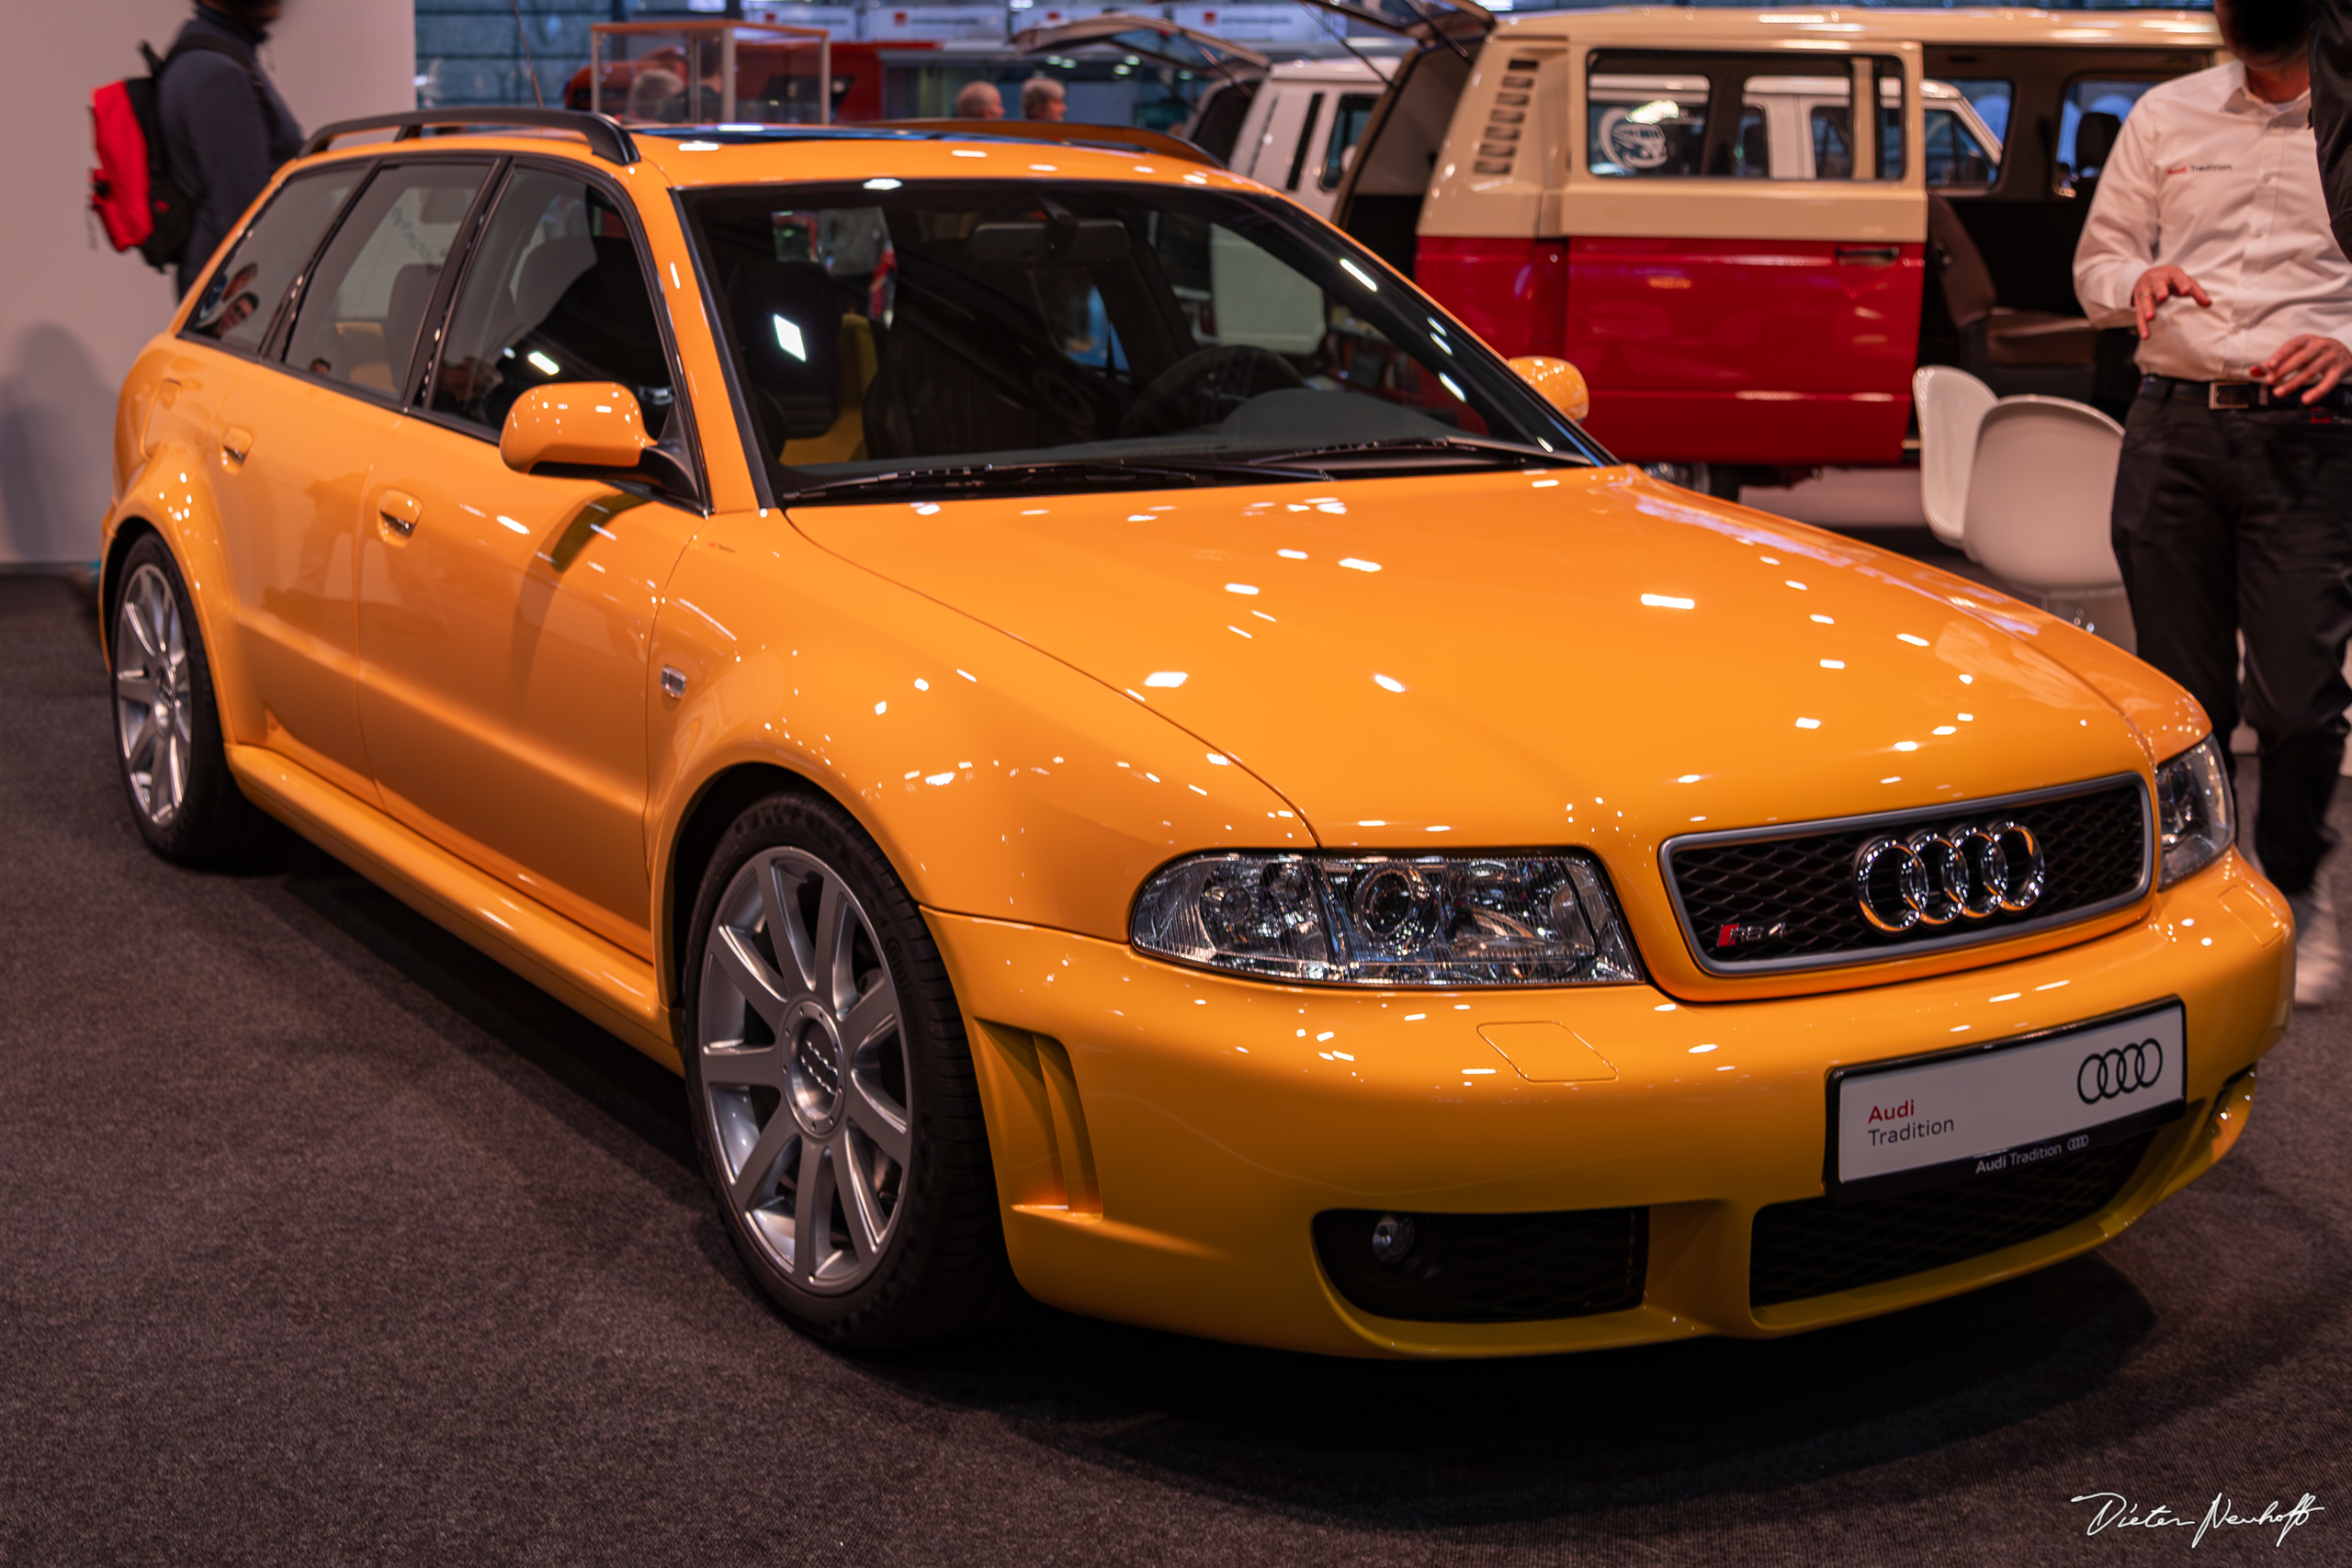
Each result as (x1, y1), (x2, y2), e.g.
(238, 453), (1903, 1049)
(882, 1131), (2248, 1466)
(1748, 1131), (2156, 1308)
(1314, 1205), (1647, 1324)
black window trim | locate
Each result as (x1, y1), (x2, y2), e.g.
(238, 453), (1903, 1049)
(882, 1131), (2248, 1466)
(262, 153), (506, 413)
(175, 157), (377, 367)
(408, 153), (713, 515)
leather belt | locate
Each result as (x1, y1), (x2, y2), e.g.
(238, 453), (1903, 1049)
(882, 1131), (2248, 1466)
(2142, 374), (2352, 410)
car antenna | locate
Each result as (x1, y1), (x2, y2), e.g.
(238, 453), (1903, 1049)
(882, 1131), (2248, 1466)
(509, 0), (547, 108)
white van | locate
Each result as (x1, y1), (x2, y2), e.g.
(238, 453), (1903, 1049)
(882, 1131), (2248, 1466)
(1012, 13), (1397, 221)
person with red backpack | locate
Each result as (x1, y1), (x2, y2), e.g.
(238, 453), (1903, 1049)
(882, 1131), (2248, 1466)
(92, 1), (303, 295)
(159, 1), (304, 295)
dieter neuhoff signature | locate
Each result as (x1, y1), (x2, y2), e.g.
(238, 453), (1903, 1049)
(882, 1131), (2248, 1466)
(2071, 1490), (2324, 1547)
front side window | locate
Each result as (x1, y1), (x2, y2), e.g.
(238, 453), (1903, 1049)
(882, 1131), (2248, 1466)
(1589, 53), (1905, 180)
(182, 167), (361, 353)
(427, 166), (677, 443)
(683, 179), (1599, 499)
(282, 162), (492, 396)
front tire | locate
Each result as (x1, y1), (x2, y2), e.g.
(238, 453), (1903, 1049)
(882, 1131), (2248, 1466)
(108, 533), (266, 864)
(680, 787), (1010, 1346)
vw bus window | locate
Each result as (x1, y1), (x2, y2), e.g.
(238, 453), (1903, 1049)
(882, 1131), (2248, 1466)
(1590, 54), (1904, 180)
(2058, 78), (2159, 195)
(1320, 93), (1380, 191)
(1924, 78), (2006, 187)
(1588, 75), (1710, 177)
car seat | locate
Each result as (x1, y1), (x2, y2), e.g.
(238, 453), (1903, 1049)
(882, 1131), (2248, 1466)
(1928, 195), (2099, 400)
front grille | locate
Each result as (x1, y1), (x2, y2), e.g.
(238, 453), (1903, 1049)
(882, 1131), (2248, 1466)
(1664, 777), (2149, 972)
(1314, 1206), (1646, 1324)
(1748, 1131), (2155, 1308)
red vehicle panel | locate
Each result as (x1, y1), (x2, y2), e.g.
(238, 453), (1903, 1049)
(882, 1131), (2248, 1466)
(1564, 236), (1924, 465)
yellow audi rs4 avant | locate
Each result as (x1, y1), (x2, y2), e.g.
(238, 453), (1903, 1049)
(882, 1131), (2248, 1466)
(101, 108), (2287, 1357)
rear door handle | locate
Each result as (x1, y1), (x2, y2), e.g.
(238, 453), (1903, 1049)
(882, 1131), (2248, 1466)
(1836, 245), (1902, 265)
(378, 489), (421, 539)
(220, 425), (254, 466)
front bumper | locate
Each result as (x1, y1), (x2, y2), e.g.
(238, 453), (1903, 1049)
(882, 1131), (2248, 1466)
(931, 849), (2290, 1358)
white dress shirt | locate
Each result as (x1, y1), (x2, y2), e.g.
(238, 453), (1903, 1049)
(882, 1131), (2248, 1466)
(2075, 62), (2352, 380)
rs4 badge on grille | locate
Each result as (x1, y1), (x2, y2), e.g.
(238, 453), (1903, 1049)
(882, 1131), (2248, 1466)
(1715, 919), (1788, 950)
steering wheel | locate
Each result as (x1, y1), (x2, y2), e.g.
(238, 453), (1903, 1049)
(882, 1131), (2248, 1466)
(1120, 346), (1306, 439)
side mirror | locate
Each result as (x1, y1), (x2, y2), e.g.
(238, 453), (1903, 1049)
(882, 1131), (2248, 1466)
(500, 382), (653, 475)
(1509, 355), (1590, 423)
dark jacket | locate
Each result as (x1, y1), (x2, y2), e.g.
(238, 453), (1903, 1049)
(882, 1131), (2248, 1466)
(2315, 0), (2352, 259)
(157, 6), (305, 296)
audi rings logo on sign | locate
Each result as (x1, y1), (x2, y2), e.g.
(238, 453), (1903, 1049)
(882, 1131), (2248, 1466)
(2078, 1039), (2165, 1103)
(1851, 818), (2046, 933)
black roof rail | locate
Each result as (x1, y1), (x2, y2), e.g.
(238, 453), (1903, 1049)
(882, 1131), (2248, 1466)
(301, 107), (639, 165)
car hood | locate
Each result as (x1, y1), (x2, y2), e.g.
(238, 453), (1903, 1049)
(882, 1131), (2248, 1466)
(788, 467), (2166, 857)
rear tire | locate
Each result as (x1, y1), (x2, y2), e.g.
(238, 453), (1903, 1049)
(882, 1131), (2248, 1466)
(679, 786), (1012, 1347)
(108, 533), (267, 865)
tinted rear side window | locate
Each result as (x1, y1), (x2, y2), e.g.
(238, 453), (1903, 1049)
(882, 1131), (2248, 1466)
(181, 168), (361, 354)
(282, 162), (492, 398)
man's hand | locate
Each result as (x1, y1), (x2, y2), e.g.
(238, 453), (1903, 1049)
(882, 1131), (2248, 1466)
(2131, 265), (2212, 338)
(2251, 335), (2352, 401)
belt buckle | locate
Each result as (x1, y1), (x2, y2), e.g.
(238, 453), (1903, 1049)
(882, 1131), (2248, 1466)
(2210, 381), (2258, 410)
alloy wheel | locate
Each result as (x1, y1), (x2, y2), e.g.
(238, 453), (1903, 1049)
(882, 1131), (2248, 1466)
(696, 847), (913, 1293)
(113, 562), (194, 828)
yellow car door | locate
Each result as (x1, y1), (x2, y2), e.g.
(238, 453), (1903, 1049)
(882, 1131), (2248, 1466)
(209, 159), (494, 800)
(356, 164), (698, 956)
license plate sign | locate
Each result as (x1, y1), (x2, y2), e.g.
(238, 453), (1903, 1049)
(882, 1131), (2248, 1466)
(1830, 1002), (2186, 1201)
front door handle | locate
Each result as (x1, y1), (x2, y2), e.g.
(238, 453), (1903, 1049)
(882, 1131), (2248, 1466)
(220, 425), (254, 467)
(1835, 245), (1901, 265)
(378, 489), (421, 540)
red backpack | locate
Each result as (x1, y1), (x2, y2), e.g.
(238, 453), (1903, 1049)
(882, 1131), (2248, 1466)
(90, 36), (262, 270)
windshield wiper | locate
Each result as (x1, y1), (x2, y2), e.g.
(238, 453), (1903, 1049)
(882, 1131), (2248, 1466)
(1237, 437), (1584, 471)
(779, 456), (1326, 502)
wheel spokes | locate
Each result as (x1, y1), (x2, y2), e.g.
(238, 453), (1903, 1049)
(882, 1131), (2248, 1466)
(792, 1134), (831, 1284)
(711, 923), (792, 1032)
(843, 1068), (910, 1169)
(832, 1126), (888, 1260)
(729, 1111), (797, 1212)
(839, 972), (899, 1055)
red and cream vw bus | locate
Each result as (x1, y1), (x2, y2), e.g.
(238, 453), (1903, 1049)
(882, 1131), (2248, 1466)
(1316, 4), (2221, 492)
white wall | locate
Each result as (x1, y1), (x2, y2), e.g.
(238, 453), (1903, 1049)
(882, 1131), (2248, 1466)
(0, 2), (415, 566)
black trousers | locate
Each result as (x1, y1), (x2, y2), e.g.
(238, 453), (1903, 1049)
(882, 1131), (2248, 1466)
(2110, 390), (2352, 896)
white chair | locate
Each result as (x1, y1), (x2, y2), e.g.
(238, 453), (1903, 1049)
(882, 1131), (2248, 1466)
(1962, 395), (2134, 649)
(1912, 364), (1997, 554)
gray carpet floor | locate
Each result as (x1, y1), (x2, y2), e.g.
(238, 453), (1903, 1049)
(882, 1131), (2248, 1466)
(3, 571), (2346, 1565)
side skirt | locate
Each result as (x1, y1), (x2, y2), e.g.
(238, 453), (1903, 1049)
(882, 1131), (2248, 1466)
(227, 743), (679, 1071)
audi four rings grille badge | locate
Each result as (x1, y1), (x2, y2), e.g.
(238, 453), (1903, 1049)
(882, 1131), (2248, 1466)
(1851, 818), (2047, 933)
(2079, 1039), (2164, 1103)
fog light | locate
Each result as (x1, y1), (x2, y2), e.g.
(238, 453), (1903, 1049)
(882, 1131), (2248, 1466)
(1369, 1213), (1415, 1264)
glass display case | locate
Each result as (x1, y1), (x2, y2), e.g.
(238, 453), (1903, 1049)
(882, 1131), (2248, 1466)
(589, 20), (834, 126)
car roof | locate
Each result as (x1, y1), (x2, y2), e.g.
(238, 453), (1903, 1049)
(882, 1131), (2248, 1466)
(294, 117), (1253, 191)
(1492, 6), (2221, 51)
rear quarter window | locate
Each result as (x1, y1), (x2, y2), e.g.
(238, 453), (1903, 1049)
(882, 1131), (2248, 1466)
(181, 167), (362, 355)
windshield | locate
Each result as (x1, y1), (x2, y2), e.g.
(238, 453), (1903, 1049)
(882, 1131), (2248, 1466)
(680, 179), (1604, 500)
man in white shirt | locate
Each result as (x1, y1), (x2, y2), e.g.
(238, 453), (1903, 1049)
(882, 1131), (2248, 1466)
(2075, 0), (2352, 1003)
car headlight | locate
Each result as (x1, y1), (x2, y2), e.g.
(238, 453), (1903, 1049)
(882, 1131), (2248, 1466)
(2155, 734), (2233, 887)
(1131, 852), (1644, 986)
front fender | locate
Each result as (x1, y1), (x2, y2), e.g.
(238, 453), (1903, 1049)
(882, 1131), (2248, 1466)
(646, 509), (1313, 998)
